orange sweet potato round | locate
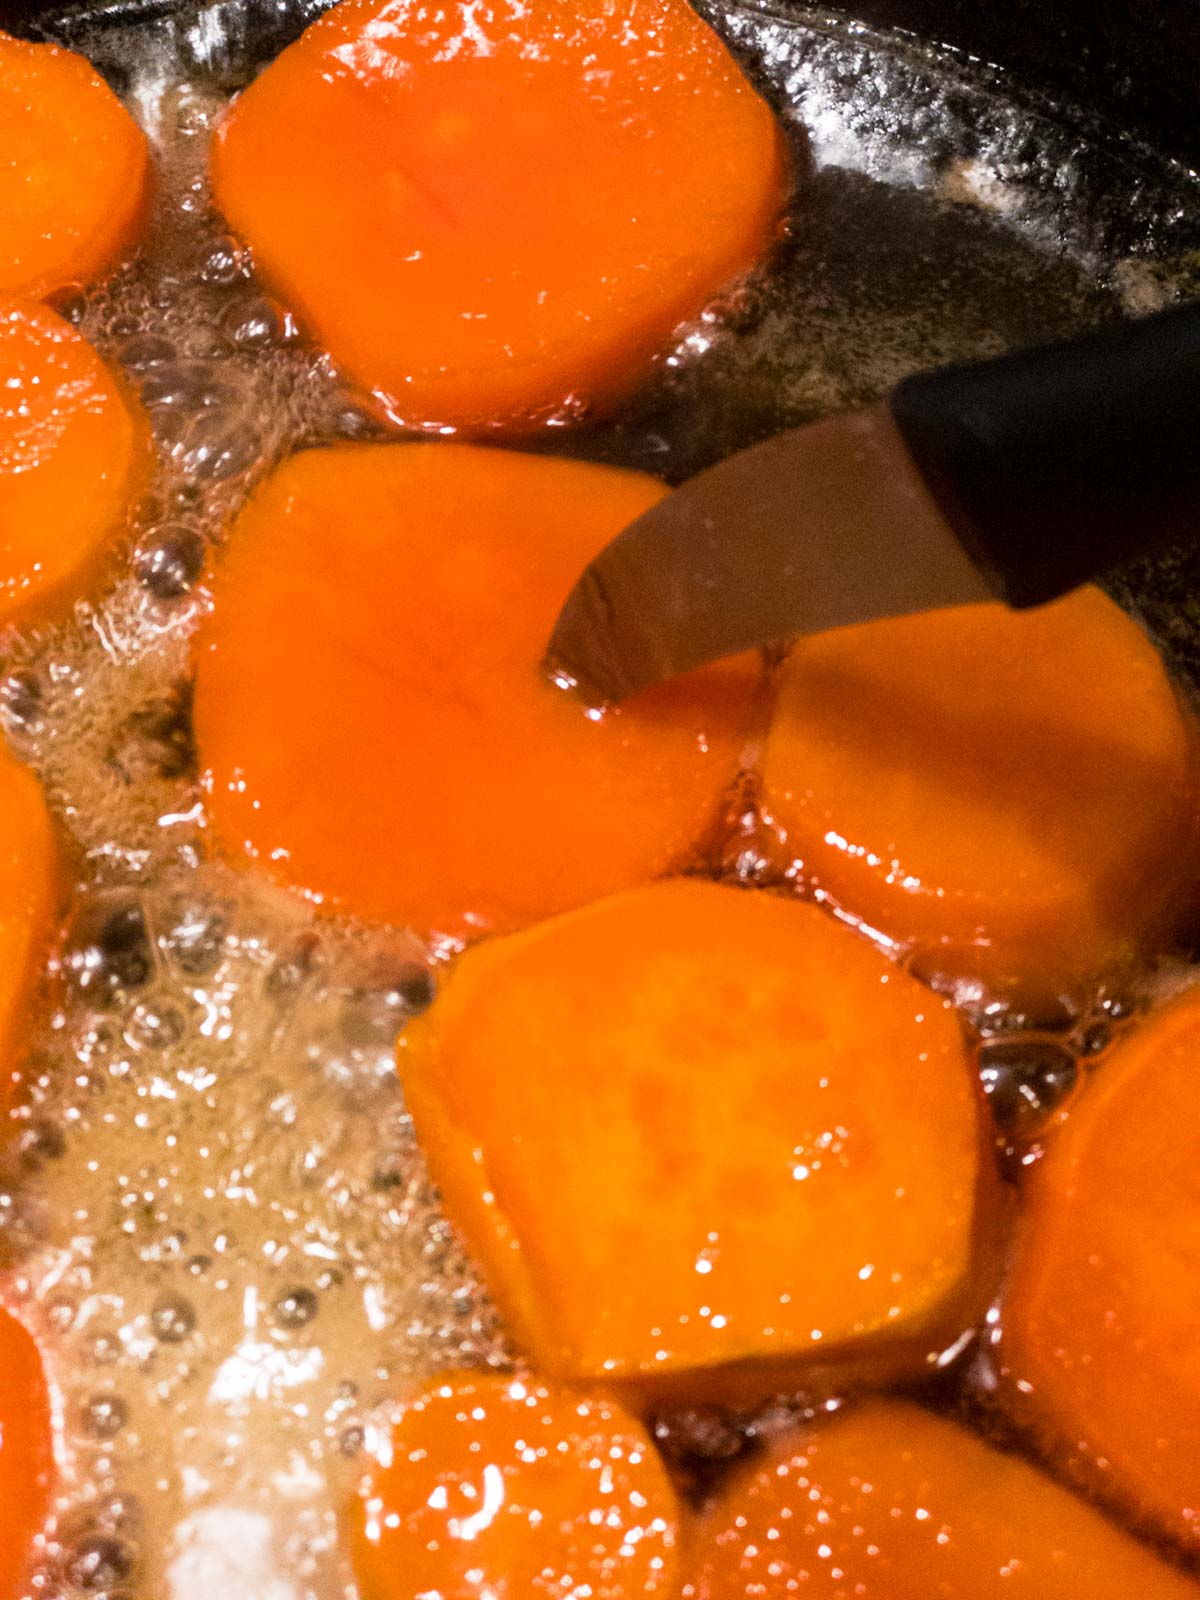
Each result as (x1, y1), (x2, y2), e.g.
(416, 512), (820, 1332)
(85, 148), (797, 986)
(760, 587), (1198, 993)
(684, 1400), (1200, 1598)
(0, 298), (151, 624)
(397, 879), (997, 1395)
(211, 0), (787, 431)
(0, 741), (59, 1113)
(192, 443), (762, 941)
(999, 987), (1200, 1555)
(0, 31), (150, 300)
(351, 1372), (680, 1600)
(0, 1310), (54, 1600)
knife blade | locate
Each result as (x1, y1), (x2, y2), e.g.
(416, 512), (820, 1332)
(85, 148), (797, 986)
(544, 301), (1200, 708)
(544, 406), (994, 707)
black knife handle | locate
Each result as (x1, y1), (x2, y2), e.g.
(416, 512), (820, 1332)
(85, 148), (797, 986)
(889, 300), (1200, 608)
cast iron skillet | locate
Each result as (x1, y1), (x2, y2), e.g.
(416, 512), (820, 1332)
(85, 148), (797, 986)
(4, 0), (1200, 167)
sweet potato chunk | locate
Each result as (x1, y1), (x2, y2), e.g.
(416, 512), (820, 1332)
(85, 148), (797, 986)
(397, 879), (994, 1394)
(0, 31), (150, 300)
(999, 988), (1200, 1554)
(760, 587), (1197, 992)
(350, 1372), (680, 1600)
(0, 298), (151, 624)
(0, 1310), (54, 1600)
(684, 1400), (1200, 1598)
(192, 444), (762, 940)
(210, 0), (787, 431)
(0, 741), (59, 1112)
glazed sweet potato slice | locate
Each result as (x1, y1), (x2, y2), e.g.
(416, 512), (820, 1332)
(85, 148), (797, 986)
(0, 31), (150, 300)
(0, 742), (59, 1113)
(0, 298), (151, 624)
(999, 988), (1200, 1554)
(192, 443), (762, 940)
(0, 1310), (54, 1600)
(350, 1372), (680, 1600)
(760, 587), (1198, 993)
(684, 1400), (1200, 1598)
(210, 0), (787, 431)
(397, 879), (995, 1395)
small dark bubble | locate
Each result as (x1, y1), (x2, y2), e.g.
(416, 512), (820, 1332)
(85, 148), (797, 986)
(118, 334), (175, 373)
(1100, 993), (1134, 1021)
(979, 1037), (1078, 1137)
(110, 315), (140, 340)
(185, 328), (233, 362)
(151, 278), (182, 311)
(55, 291), (88, 326)
(97, 59), (130, 96)
(150, 1295), (195, 1344)
(274, 1287), (319, 1328)
(315, 1267), (343, 1291)
(332, 403), (381, 440)
(139, 360), (214, 411)
(172, 482), (206, 513)
(89, 1332), (122, 1366)
(186, 1253), (213, 1277)
(266, 936), (322, 999)
(371, 1159), (406, 1192)
(64, 893), (154, 1004)
(395, 964), (436, 1015)
(339, 1424), (365, 1456)
(125, 1000), (186, 1052)
(81, 1393), (128, 1439)
(221, 294), (283, 349)
(1080, 1021), (1111, 1055)
(66, 1535), (135, 1591)
(163, 893), (230, 976)
(18, 1119), (66, 1164)
(175, 98), (213, 137)
(91, 1492), (143, 1539)
(136, 526), (206, 601)
(108, 684), (196, 785)
(650, 1404), (746, 1465)
(199, 236), (250, 286)
(1, 669), (44, 732)
(174, 410), (261, 482)
(717, 283), (765, 336)
(340, 964), (435, 1049)
(132, 491), (166, 525)
(46, 1295), (77, 1332)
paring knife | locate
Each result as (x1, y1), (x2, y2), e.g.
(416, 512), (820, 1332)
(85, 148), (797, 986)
(545, 300), (1200, 706)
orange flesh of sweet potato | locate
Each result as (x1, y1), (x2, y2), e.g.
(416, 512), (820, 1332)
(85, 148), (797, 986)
(0, 31), (150, 300)
(0, 297), (151, 624)
(396, 878), (994, 1392)
(350, 1372), (680, 1600)
(0, 740), (59, 1114)
(760, 586), (1198, 991)
(683, 1399), (1200, 1598)
(999, 985), (1200, 1554)
(192, 443), (763, 941)
(210, 0), (787, 431)
(0, 1310), (54, 1600)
